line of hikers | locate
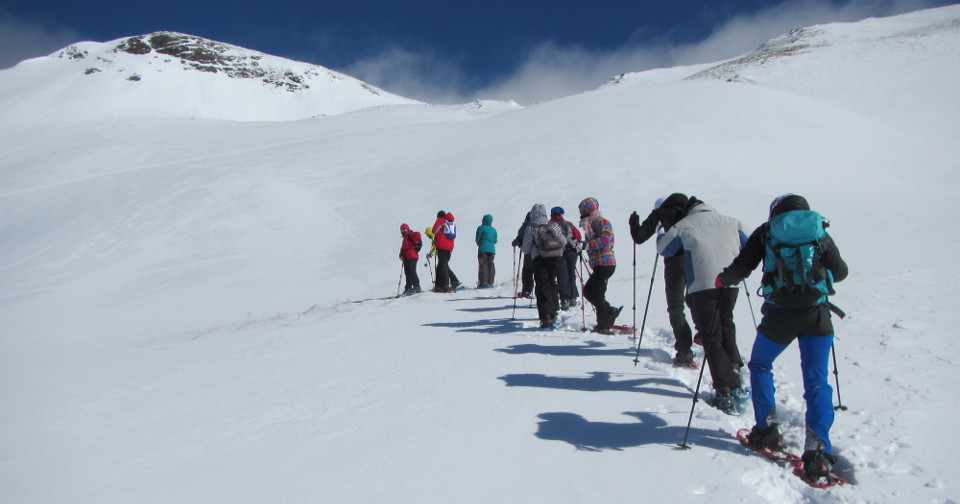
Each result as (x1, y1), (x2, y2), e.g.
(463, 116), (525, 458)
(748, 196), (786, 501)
(400, 192), (849, 482)
(399, 198), (624, 333)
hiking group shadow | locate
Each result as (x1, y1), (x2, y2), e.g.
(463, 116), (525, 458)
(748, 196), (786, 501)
(422, 317), (527, 334)
(497, 340), (671, 362)
(499, 371), (692, 399)
(535, 410), (740, 453)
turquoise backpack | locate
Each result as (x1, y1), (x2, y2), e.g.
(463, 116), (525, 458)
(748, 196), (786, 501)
(761, 210), (834, 307)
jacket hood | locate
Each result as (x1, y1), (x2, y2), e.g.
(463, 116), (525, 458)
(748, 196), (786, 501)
(529, 204), (549, 225)
(687, 201), (715, 215)
(482, 214), (493, 226)
(578, 197), (600, 217)
(660, 193), (688, 212)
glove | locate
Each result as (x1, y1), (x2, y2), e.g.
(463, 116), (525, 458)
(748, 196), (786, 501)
(715, 273), (725, 289)
(511, 238), (520, 247)
(628, 212), (639, 228)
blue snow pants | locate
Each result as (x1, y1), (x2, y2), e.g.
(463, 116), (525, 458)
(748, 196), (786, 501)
(749, 332), (835, 453)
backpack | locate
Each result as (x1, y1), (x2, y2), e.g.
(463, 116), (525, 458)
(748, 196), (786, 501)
(411, 231), (423, 252)
(443, 221), (457, 240)
(535, 224), (565, 258)
(760, 210), (834, 307)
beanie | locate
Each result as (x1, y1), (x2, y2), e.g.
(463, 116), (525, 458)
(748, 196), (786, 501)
(769, 194), (810, 218)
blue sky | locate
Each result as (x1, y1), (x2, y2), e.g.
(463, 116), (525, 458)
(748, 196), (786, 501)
(0, 0), (954, 103)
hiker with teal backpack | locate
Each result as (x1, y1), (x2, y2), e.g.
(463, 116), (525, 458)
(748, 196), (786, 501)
(716, 194), (849, 482)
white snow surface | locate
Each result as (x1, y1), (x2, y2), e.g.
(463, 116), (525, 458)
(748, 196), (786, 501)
(2, 6), (960, 503)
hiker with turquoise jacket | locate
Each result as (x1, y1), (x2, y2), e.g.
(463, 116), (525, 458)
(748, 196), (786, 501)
(476, 214), (498, 288)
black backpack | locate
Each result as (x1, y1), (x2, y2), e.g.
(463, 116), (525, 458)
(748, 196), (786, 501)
(411, 231), (423, 253)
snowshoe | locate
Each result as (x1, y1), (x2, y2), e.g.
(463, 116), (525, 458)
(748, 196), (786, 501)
(743, 424), (783, 452)
(673, 352), (698, 369)
(712, 388), (737, 414)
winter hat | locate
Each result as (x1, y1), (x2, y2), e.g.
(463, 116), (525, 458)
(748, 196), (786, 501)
(656, 193), (690, 230)
(445, 212), (455, 222)
(550, 206), (564, 216)
(530, 204), (549, 225)
(769, 194), (810, 218)
(578, 197), (600, 217)
(437, 210), (446, 218)
(400, 223), (411, 232)
(660, 193), (688, 212)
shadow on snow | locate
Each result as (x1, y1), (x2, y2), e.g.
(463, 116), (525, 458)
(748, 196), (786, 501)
(535, 411), (738, 453)
(422, 318), (527, 334)
(498, 371), (692, 399)
(496, 340), (671, 361)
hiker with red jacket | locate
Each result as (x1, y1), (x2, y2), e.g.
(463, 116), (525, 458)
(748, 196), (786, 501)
(399, 224), (422, 295)
(432, 211), (462, 292)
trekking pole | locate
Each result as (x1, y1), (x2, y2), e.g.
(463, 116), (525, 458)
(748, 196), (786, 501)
(577, 252), (588, 331)
(677, 349), (710, 450)
(632, 241), (638, 340)
(832, 342), (848, 411)
(632, 253), (660, 366)
(741, 279), (759, 330)
(424, 255), (435, 285)
(512, 250), (521, 320)
(677, 291), (725, 450)
(396, 263), (404, 297)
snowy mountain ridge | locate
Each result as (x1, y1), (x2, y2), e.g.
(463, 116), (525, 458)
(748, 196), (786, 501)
(0, 31), (422, 123)
(64, 31), (344, 93)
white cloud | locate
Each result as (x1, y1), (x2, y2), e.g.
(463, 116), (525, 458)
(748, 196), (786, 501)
(345, 0), (950, 105)
(0, 12), (83, 69)
(342, 47), (472, 105)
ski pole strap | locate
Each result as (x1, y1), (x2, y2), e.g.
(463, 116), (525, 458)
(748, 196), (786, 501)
(827, 301), (846, 319)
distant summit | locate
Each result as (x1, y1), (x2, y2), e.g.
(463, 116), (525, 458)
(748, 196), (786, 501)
(65, 32), (348, 93)
(1, 31), (420, 123)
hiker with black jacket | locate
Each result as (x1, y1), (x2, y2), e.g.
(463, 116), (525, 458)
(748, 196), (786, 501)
(629, 193), (696, 367)
(716, 194), (849, 482)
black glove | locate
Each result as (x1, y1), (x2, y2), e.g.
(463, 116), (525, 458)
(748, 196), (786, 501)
(628, 212), (640, 228)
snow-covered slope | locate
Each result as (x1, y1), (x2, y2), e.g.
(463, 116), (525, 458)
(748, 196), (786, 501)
(1, 6), (959, 504)
(0, 31), (421, 124)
